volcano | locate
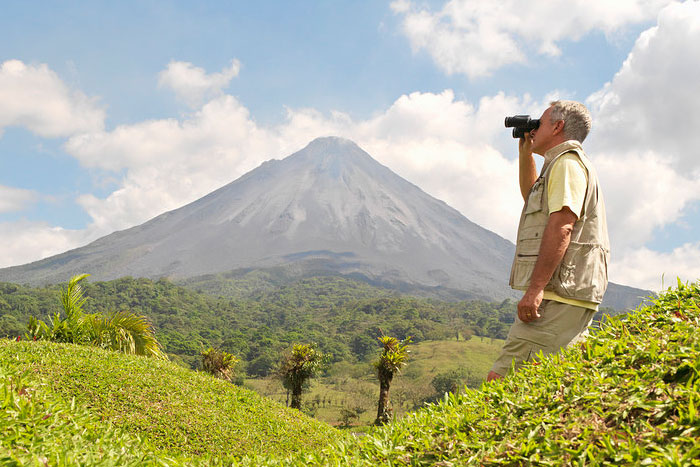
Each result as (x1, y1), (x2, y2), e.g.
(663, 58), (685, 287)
(0, 137), (646, 307)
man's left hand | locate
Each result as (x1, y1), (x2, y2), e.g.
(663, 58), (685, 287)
(518, 288), (544, 323)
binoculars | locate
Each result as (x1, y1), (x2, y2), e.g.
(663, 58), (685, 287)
(504, 115), (540, 138)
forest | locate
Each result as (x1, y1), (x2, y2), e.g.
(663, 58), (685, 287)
(0, 275), (618, 375)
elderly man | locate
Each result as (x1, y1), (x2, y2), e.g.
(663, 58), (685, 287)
(488, 100), (610, 381)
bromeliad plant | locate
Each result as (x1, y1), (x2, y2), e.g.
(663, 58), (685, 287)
(374, 335), (411, 425)
(202, 347), (240, 382)
(279, 343), (327, 410)
(26, 274), (166, 359)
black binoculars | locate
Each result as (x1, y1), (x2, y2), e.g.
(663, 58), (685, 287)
(504, 115), (540, 138)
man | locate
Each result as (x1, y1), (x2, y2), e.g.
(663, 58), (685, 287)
(488, 100), (610, 381)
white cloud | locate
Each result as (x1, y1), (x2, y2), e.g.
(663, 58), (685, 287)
(583, 1), (700, 286)
(0, 60), (104, 138)
(65, 88), (538, 242)
(158, 60), (241, 107)
(391, 0), (673, 78)
(587, 0), (700, 174)
(611, 243), (700, 291)
(0, 186), (39, 213)
(0, 220), (96, 269)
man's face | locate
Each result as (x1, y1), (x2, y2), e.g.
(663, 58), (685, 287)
(530, 107), (560, 155)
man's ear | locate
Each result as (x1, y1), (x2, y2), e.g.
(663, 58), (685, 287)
(553, 120), (565, 136)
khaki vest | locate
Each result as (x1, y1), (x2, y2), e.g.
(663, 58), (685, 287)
(509, 141), (610, 304)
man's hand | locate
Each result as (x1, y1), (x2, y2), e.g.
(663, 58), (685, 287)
(518, 131), (537, 201)
(519, 131), (534, 157)
(518, 288), (544, 323)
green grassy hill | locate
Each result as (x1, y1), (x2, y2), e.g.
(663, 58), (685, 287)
(0, 340), (339, 464)
(269, 281), (700, 466)
(3, 282), (697, 465)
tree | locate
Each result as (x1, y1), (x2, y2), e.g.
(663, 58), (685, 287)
(279, 343), (326, 410)
(202, 347), (240, 382)
(26, 274), (166, 359)
(374, 335), (411, 425)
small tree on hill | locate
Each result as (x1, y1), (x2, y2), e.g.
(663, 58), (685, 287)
(279, 343), (326, 410)
(202, 347), (240, 382)
(374, 335), (411, 425)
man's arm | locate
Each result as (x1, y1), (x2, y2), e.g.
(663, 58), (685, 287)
(519, 135), (538, 201)
(517, 207), (577, 322)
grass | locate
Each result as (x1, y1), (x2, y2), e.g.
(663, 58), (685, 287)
(0, 340), (340, 463)
(3, 281), (699, 465)
(264, 280), (700, 465)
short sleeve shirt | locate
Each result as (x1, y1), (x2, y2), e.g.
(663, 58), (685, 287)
(547, 153), (588, 218)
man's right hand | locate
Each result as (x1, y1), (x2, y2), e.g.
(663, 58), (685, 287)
(519, 131), (534, 158)
(518, 131), (537, 201)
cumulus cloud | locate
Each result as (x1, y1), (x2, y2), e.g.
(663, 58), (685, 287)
(158, 60), (241, 107)
(611, 243), (700, 291)
(0, 59), (104, 138)
(0, 186), (39, 213)
(582, 1), (700, 287)
(391, 0), (673, 78)
(0, 220), (97, 268)
(587, 0), (700, 174)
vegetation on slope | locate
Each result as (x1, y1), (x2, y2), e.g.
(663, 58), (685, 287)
(0, 340), (339, 461)
(3, 281), (695, 465)
(0, 276), (526, 372)
(252, 281), (700, 465)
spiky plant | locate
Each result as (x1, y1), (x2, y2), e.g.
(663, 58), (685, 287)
(84, 310), (166, 359)
(202, 347), (240, 381)
(374, 335), (411, 425)
(280, 343), (326, 410)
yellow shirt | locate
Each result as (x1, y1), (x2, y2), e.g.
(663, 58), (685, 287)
(544, 153), (598, 311)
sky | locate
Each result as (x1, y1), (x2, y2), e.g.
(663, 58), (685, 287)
(1, 0), (699, 292)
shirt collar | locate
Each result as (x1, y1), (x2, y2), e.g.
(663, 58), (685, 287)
(543, 140), (583, 167)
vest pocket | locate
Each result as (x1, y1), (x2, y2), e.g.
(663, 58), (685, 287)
(511, 255), (537, 289)
(524, 181), (544, 214)
(555, 242), (609, 302)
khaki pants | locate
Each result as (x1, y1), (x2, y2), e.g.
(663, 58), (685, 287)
(490, 299), (595, 377)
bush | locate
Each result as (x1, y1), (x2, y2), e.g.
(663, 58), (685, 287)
(201, 347), (240, 382)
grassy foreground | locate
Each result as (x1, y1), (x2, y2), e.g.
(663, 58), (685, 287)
(2, 282), (699, 465)
(258, 281), (700, 466)
(0, 340), (339, 464)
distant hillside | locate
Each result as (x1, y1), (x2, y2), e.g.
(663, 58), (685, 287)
(267, 281), (700, 465)
(0, 276), (521, 373)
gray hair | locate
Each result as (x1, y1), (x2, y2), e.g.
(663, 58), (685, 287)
(549, 100), (592, 142)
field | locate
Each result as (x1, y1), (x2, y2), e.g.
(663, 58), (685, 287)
(245, 336), (503, 426)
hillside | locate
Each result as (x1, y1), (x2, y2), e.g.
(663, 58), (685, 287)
(265, 281), (699, 465)
(0, 276), (523, 372)
(3, 282), (697, 465)
(0, 340), (339, 463)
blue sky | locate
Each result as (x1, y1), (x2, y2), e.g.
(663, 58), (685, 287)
(1, 0), (699, 290)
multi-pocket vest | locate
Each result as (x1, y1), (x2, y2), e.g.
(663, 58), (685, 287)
(509, 140), (610, 304)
